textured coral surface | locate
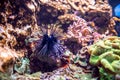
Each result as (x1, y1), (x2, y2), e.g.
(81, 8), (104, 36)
(0, 0), (119, 80)
(89, 36), (120, 74)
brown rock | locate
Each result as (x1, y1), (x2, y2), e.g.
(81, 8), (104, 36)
(0, 47), (18, 72)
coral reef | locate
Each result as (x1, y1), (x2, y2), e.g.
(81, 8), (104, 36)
(65, 16), (117, 55)
(36, 0), (113, 28)
(40, 64), (96, 80)
(11, 72), (41, 80)
(36, 0), (71, 25)
(0, 0), (36, 28)
(0, 0), (119, 80)
(0, 0), (113, 28)
(67, 0), (111, 14)
(67, 0), (112, 27)
(36, 0), (116, 35)
(58, 14), (80, 24)
(0, 47), (18, 72)
(89, 36), (120, 79)
(0, 24), (17, 48)
(66, 17), (103, 47)
(88, 36), (120, 80)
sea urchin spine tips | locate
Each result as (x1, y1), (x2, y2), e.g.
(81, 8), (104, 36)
(29, 25), (69, 72)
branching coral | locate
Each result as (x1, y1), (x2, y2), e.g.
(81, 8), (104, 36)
(88, 36), (120, 79)
(66, 17), (103, 47)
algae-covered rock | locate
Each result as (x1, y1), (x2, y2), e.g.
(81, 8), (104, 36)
(0, 72), (11, 80)
(89, 36), (120, 74)
(10, 72), (41, 80)
(14, 58), (30, 74)
(0, 47), (18, 72)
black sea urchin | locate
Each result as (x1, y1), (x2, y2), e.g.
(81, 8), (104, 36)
(35, 34), (66, 63)
(30, 24), (67, 72)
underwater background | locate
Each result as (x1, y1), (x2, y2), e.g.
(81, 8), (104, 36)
(0, 0), (120, 80)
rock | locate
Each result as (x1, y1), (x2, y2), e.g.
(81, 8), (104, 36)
(0, 47), (18, 72)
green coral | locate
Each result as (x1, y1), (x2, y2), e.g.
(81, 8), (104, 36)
(0, 72), (11, 80)
(14, 58), (30, 74)
(89, 36), (120, 79)
(74, 73), (97, 80)
(99, 68), (115, 80)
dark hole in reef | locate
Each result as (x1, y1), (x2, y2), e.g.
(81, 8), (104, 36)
(75, 2), (79, 6)
(61, 22), (74, 33)
(29, 56), (58, 73)
(115, 21), (120, 36)
(64, 38), (82, 54)
(84, 11), (110, 27)
(82, 4), (87, 7)
(36, 5), (64, 25)
(0, 36), (3, 40)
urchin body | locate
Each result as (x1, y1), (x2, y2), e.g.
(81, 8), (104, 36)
(29, 25), (68, 72)
(35, 34), (66, 64)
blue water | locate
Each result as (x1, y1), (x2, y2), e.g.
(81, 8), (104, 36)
(114, 4), (120, 18)
(109, 0), (120, 36)
(109, 0), (120, 16)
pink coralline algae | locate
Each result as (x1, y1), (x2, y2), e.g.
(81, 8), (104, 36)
(66, 17), (103, 47)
